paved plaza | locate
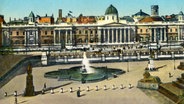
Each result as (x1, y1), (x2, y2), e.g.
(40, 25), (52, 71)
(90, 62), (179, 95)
(0, 59), (183, 104)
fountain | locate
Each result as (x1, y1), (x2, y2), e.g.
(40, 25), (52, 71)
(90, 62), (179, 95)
(81, 52), (94, 73)
(44, 52), (125, 83)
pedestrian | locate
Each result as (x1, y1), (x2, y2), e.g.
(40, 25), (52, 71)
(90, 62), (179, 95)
(169, 72), (172, 78)
(44, 83), (46, 89)
(77, 90), (80, 97)
(60, 88), (63, 93)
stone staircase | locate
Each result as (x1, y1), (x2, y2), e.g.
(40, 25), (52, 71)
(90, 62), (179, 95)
(158, 73), (184, 104)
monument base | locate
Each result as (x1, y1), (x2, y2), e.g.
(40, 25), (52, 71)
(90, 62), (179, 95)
(137, 81), (159, 90)
(177, 62), (184, 70)
(24, 86), (35, 96)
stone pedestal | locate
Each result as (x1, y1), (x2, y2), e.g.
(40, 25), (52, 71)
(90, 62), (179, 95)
(24, 63), (35, 96)
(102, 54), (105, 62)
(137, 71), (161, 90)
(177, 61), (184, 70)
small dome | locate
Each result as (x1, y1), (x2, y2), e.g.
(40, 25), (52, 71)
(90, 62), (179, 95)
(179, 11), (184, 15)
(105, 4), (118, 15)
(133, 9), (150, 17)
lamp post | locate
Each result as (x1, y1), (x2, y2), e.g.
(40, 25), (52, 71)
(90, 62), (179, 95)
(127, 53), (129, 72)
(14, 91), (17, 104)
(174, 53), (176, 70)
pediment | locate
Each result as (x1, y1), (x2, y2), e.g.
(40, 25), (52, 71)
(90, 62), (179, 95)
(102, 22), (127, 27)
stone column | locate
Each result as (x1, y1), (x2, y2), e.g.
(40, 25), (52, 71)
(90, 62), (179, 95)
(124, 28), (126, 42)
(116, 29), (118, 43)
(120, 29), (122, 43)
(177, 26), (180, 41)
(59, 30), (61, 45)
(128, 28), (130, 42)
(160, 28), (163, 42)
(154, 28), (156, 42)
(150, 28), (152, 42)
(70, 30), (72, 44)
(65, 30), (68, 44)
(98, 29), (101, 44)
(112, 29), (114, 43)
(107, 29), (110, 43)
(164, 27), (167, 41)
(104, 29), (106, 43)
(25, 31), (27, 46)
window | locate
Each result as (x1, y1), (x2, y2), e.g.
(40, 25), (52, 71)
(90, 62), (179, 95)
(51, 31), (53, 35)
(170, 29), (172, 32)
(175, 29), (177, 32)
(79, 30), (81, 34)
(45, 31), (47, 35)
(23, 32), (25, 35)
(85, 30), (88, 34)
(16, 32), (19, 35)
(112, 16), (114, 20)
(140, 29), (142, 33)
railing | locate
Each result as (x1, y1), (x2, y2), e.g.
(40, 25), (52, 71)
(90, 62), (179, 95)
(0, 56), (41, 88)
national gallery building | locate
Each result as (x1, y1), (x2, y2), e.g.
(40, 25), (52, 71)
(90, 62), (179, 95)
(1, 5), (184, 48)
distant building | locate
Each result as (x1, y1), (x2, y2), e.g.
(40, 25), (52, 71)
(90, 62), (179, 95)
(0, 20), (2, 47)
(151, 5), (159, 16)
(56, 9), (63, 23)
(120, 16), (134, 23)
(1, 4), (184, 48)
(178, 11), (184, 22)
(28, 11), (36, 25)
(0, 15), (5, 25)
(104, 4), (119, 23)
(37, 14), (54, 24)
(77, 14), (96, 24)
(132, 9), (150, 22)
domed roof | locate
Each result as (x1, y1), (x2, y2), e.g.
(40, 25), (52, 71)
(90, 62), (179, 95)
(133, 9), (150, 17)
(179, 11), (184, 15)
(105, 4), (118, 15)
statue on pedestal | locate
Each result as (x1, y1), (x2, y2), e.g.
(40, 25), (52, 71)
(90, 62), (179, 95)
(24, 63), (35, 96)
(137, 71), (161, 90)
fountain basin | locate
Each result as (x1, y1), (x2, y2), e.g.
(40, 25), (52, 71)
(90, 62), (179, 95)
(44, 66), (125, 83)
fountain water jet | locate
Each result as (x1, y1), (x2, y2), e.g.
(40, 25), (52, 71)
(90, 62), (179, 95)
(82, 52), (95, 73)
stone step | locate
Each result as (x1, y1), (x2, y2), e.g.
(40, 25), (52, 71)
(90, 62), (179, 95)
(173, 81), (184, 89)
(158, 83), (180, 103)
(181, 73), (184, 78)
(177, 78), (184, 84)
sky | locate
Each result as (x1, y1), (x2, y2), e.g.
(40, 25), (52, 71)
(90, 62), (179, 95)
(0, 0), (184, 22)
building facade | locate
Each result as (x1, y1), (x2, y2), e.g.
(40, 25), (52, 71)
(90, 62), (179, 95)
(1, 5), (184, 48)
